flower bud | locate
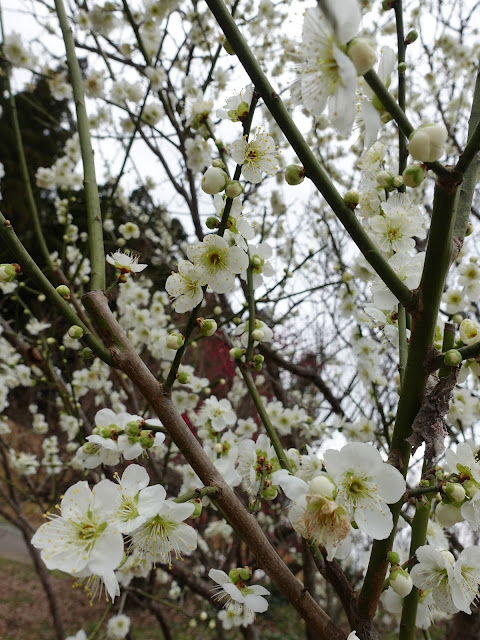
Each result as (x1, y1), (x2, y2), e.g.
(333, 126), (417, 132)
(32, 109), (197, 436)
(347, 38), (377, 75)
(392, 175), (404, 188)
(435, 502), (464, 526)
(444, 482), (466, 504)
(201, 167), (228, 195)
(398, 61), (407, 74)
(205, 216), (220, 229)
(460, 318), (480, 345)
(466, 222), (473, 236)
(139, 430), (155, 448)
(228, 568), (240, 583)
(443, 349), (462, 367)
(177, 371), (191, 384)
(225, 180), (244, 199)
(390, 569), (413, 598)
(405, 30), (418, 44)
(239, 566), (252, 581)
(284, 165), (305, 185)
(0, 263), (18, 283)
(68, 325), (84, 340)
(251, 328), (265, 342)
(402, 163), (426, 188)
(309, 474), (336, 499)
(464, 480), (479, 498)
(344, 190), (359, 210)
(56, 284), (71, 299)
(198, 317), (218, 336)
(376, 170), (393, 188)
(408, 123), (448, 162)
(125, 420), (141, 436)
(229, 347), (245, 360)
(166, 333), (185, 350)
(452, 314), (463, 325)
(236, 101), (250, 122)
(387, 551), (400, 566)
(81, 347), (94, 359)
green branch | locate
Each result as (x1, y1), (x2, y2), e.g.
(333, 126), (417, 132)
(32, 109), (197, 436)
(54, 0), (105, 291)
(205, 0), (413, 310)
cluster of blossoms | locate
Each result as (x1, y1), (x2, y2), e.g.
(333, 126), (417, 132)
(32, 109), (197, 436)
(31, 464), (197, 601)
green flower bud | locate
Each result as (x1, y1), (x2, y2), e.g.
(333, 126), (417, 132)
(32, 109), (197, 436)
(198, 317), (218, 336)
(444, 349), (462, 367)
(229, 568), (240, 583)
(166, 333), (185, 350)
(225, 180), (244, 199)
(239, 567), (252, 581)
(444, 482), (466, 504)
(0, 263), (18, 283)
(466, 222), (473, 236)
(376, 170), (393, 188)
(284, 165), (305, 185)
(139, 430), (154, 448)
(177, 371), (191, 384)
(392, 175), (404, 188)
(387, 551), (400, 566)
(452, 314), (463, 325)
(251, 328), (265, 342)
(81, 347), (94, 359)
(98, 425), (113, 438)
(55, 284), (71, 299)
(398, 61), (407, 74)
(68, 325), (84, 340)
(229, 347), (245, 360)
(405, 30), (418, 44)
(125, 420), (141, 436)
(344, 190), (359, 209)
(205, 216), (220, 229)
(402, 163), (426, 188)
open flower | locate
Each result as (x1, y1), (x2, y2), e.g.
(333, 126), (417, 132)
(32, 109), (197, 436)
(31, 480), (124, 601)
(106, 250), (147, 274)
(231, 131), (278, 183)
(323, 442), (406, 539)
(298, 3), (360, 135)
(187, 235), (248, 293)
(209, 569), (270, 618)
(165, 260), (204, 313)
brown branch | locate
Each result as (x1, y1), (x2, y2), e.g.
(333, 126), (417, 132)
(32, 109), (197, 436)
(82, 289), (346, 640)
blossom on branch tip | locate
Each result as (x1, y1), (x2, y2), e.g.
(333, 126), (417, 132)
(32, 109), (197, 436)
(231, 131), (278, 184)
(106, 250), (147, 274)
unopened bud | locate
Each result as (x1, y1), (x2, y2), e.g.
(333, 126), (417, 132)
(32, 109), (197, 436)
(56, 285), (71, 299)
(251, 328), (265, 342)
(405, 30), (418, 44)
(222, 38), (235, 55)
(177, 371), (191, 384)
(466, 222), (473, 236)
(229, 347), (245, 359)
(464, 480), (479, 498)
(452, 314), (463, 325)
(344, 190), (359, 209)
(444, 349), (462, 367)
(309, 474), (336, 499)
(376, 170), (393, 188)
(190, 499), (202, 518)
(205, 216), (220, 229)
(198, 317), (218, 336)
(389, 569), (413, 598)
(435, 502), (463, 526)
(0, 263), (18, 283)
(68, 325), (84, 340)
(408, 123), (448, 163)
(228, 568), (240, 583)
(387, 551), (400, 566)
(239, 566), (252, 581)
(402, 163), (426, 188)
(81, 347), (94, 359)
(392, 175), (404, 188)
(166, 333), (185, 350)
(201, 167), (228, 195)
(444, 482), (466, 504)
(347, 38), (377, 75)
(398, 61), (407, 74)
(225, 180), (244, 199)
(284, 165), (305, 185)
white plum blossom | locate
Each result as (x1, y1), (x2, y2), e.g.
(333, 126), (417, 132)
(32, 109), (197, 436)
(298, 2), (360, 135)
(410, 546), (457, 614)
(369, 193), (425, 254)
(185, 135), (212, 172)
(209, 568), (270, 621)
(187, 235), (248, 293)
(131, 484), (197, 566)
(197, 396), (237, 432)
(372, 252), (425, 310)
(231, 131), (278, 184)
(31, 480), (124, 601)
(323, 443), (406, 539)
(106, 464), (151, 534)
(106, 614), (131, 640)
(216, 85), (254, 121)
(165, 260), (204, 313)
(106, 250), (147, 274)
